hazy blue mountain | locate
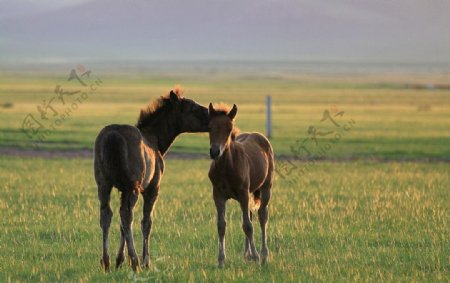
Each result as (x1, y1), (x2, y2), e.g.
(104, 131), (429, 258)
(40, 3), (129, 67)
(0, 0), (449, 64)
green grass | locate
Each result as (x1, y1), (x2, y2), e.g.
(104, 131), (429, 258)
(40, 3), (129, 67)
(0, 157), (448, 282)
(1, 73), (449, 160)
(0, 71), (449, 281)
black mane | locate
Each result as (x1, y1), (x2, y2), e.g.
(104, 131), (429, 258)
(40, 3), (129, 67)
(136, 91), (182, 130)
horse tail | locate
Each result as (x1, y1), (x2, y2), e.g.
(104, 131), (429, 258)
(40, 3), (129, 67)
(101, 131), (142, 195)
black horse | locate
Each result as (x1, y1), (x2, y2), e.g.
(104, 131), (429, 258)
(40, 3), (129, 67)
(94, 89), (208, 271)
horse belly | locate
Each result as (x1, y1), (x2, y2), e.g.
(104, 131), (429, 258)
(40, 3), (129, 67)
(249, 159), (269, 191)
(246, 148), (270, 191)
(141, 147), (156, 188)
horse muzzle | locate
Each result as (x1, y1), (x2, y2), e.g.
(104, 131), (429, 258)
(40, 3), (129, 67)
(209, 145), (221, 160)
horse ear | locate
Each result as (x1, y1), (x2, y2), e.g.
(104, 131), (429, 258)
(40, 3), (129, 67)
(169, 90), (179, 104)
(228, 104), (238, 120)
(208, 103), (215, 116)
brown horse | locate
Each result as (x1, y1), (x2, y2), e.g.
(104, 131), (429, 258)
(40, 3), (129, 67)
(207, 103), (274, 268)
(94, 89), (209, 272)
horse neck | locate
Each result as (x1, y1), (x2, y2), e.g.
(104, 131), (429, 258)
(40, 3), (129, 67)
(139, 118), (180, 156)
(216, 139), (235, 167)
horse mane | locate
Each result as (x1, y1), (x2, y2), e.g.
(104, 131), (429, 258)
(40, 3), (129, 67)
(211, 103), (240, 140)
(211, 103), (232, 116)
(136, 87), (183, 130)
(231, 127), (240, 140)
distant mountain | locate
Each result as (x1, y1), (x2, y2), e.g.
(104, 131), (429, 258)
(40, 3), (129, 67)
(0, 0), (449, 63)
(0, 0), (91, 20)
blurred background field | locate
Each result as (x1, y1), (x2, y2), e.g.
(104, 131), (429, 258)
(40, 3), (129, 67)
(1, 65), (449, 160)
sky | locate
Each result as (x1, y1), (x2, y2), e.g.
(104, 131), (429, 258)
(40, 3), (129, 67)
(0, 0), (449, 65)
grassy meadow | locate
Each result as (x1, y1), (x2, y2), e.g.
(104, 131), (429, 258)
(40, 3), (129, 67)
(0, 71), (449, 159)
(0, 157), (448, 282)
(0, 69), (449, 282)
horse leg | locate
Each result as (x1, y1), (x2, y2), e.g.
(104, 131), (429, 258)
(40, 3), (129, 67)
(258, 182), (272, 264)
(214, 193), (227, 268)
(120, 191), (140, 272)
(98, 183), (113, 272)
(244, 211), (253, 260)
(239, 197), (259, 262)
(115, 226), (126, 268)
(141, 185), (159, 268)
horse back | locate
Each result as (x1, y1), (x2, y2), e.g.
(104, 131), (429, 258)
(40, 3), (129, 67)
(236, 132), (274, 191)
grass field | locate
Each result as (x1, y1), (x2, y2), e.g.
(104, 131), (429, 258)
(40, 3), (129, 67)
(0, 70), (449, 282)
(0, 157), (448, 282)
(1, 71), (450, 159)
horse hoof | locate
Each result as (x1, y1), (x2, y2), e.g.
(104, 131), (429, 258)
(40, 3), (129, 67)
(261, 256), (269, 264)
(244, 252), (253, 261)
(141, 255), (151, 269)
(130, 257), (140, 273)
(218, 261), (225, 268)
(252, 253), (260, 262)
(100, 258), (111, 272)
(261, 250), (269, 264)
(115, 255), (125, 269)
